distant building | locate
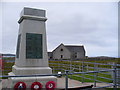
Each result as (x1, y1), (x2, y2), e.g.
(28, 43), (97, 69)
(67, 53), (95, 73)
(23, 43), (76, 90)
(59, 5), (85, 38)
(48, 52), (53, 59)
(2, 54), (15, 63)
(2, 54), (15, 58)
(48, 43), (86, 60)
(0, 53), (3, 69)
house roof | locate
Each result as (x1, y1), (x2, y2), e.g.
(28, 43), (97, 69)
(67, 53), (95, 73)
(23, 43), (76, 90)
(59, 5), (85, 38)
(52, 43), (85, 53)
(65, 45), (85, 53)
(48, 52), (53, 56)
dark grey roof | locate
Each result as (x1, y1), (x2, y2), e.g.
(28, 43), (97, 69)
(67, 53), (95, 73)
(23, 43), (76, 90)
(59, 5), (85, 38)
(2, 54), (15, 56)
(48, 52), (53, 56)
(65, 45), (85, 53)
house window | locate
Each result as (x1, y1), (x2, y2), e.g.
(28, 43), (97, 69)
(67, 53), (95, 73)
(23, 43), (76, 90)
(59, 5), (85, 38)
(61, 55), (63, 58)
(75, 55), (77, 58)
(75, 53), (77, 58)
(60, 49), (63, 51)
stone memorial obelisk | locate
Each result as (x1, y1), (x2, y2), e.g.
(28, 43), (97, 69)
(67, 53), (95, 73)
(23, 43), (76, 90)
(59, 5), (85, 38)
(8, 7), (57, 89)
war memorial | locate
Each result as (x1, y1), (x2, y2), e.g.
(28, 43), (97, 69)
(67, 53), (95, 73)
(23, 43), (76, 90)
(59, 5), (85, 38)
(8, 7), (57, 89)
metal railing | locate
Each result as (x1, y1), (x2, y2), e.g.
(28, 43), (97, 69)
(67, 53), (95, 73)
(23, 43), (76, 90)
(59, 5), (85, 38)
(0, 67), (120, 90)
(49, 60), (120, 88)
(1, 60), (120, 89)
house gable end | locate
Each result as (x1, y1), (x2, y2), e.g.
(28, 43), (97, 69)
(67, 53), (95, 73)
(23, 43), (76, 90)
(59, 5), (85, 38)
(52, 43), (71, 59)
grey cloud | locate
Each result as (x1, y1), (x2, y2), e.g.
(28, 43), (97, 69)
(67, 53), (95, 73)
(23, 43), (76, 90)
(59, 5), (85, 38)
(47, 12), (117, 47)
(1, 2), (118, 57)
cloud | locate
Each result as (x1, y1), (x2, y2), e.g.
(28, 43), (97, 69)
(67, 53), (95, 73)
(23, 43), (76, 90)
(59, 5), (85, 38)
(1, 2), (118, 57)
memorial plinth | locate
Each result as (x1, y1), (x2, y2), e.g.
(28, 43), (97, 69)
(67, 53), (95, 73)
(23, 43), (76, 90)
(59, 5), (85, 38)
(8, 7), (57, 89)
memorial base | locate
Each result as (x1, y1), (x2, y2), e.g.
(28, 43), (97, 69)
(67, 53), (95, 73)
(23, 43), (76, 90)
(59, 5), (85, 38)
(11, 65), (52, 75)
(8, 72), (57, 89)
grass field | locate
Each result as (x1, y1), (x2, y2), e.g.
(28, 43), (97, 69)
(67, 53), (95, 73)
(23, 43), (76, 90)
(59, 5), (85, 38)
(68, 72), (112, 83)
(1, 57), (120, 83)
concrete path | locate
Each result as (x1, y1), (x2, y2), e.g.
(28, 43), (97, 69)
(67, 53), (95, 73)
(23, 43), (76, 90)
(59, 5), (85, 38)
(57, 78), (92, 89)
(57, 78), (113, 89)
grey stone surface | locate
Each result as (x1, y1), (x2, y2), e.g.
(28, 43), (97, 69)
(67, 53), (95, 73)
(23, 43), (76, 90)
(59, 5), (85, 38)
(1, 78), (113, 89)
(14, 8), (49, 68)
(8, 7), (57, 88)
(52, 43), (86, 59)
(11, 66), (52, 75)
(8, 76), (57, 88)
(20, 7), (45, 17)
(53, 43), (71, 59)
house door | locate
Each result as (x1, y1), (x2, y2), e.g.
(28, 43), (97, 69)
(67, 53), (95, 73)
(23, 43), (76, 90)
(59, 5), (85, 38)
(61, 55), (63, 59)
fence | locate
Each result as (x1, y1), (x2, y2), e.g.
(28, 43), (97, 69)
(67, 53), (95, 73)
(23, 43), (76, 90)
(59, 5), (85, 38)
(0, 68), (119, 90)
(49, 60), (120, 88)
(1, 59), (120, 89)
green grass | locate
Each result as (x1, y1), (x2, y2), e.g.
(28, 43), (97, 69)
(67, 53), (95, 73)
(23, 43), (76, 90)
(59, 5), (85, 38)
(2, 62), (14, 75)
(2, 57), (119, 83)
(68, 73), (112, 83)
(97, 73), (111, 78)
(49, 59), (119, 71)
(68, 75), (94, 82)
(104, 88), (117, 90)
(49, 60), (118, 83)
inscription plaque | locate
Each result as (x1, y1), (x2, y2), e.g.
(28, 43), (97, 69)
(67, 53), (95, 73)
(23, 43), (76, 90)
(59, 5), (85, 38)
(26, 33), (42, 59)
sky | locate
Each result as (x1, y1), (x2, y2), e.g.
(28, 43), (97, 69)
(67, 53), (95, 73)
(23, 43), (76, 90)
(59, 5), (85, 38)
(0, 2), (118, 57)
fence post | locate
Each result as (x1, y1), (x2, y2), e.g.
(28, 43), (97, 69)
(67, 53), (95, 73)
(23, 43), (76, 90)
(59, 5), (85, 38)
(60, 59), (62, 72)
(94, 62), (97, 87)
(87, 64), (88, 71)
(70, 59), (72, 79)
(113, 63), (117, 90)
(79, 64), (80, 72)
(82, 60), (84, 83)
(65, 70), (69, 90)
